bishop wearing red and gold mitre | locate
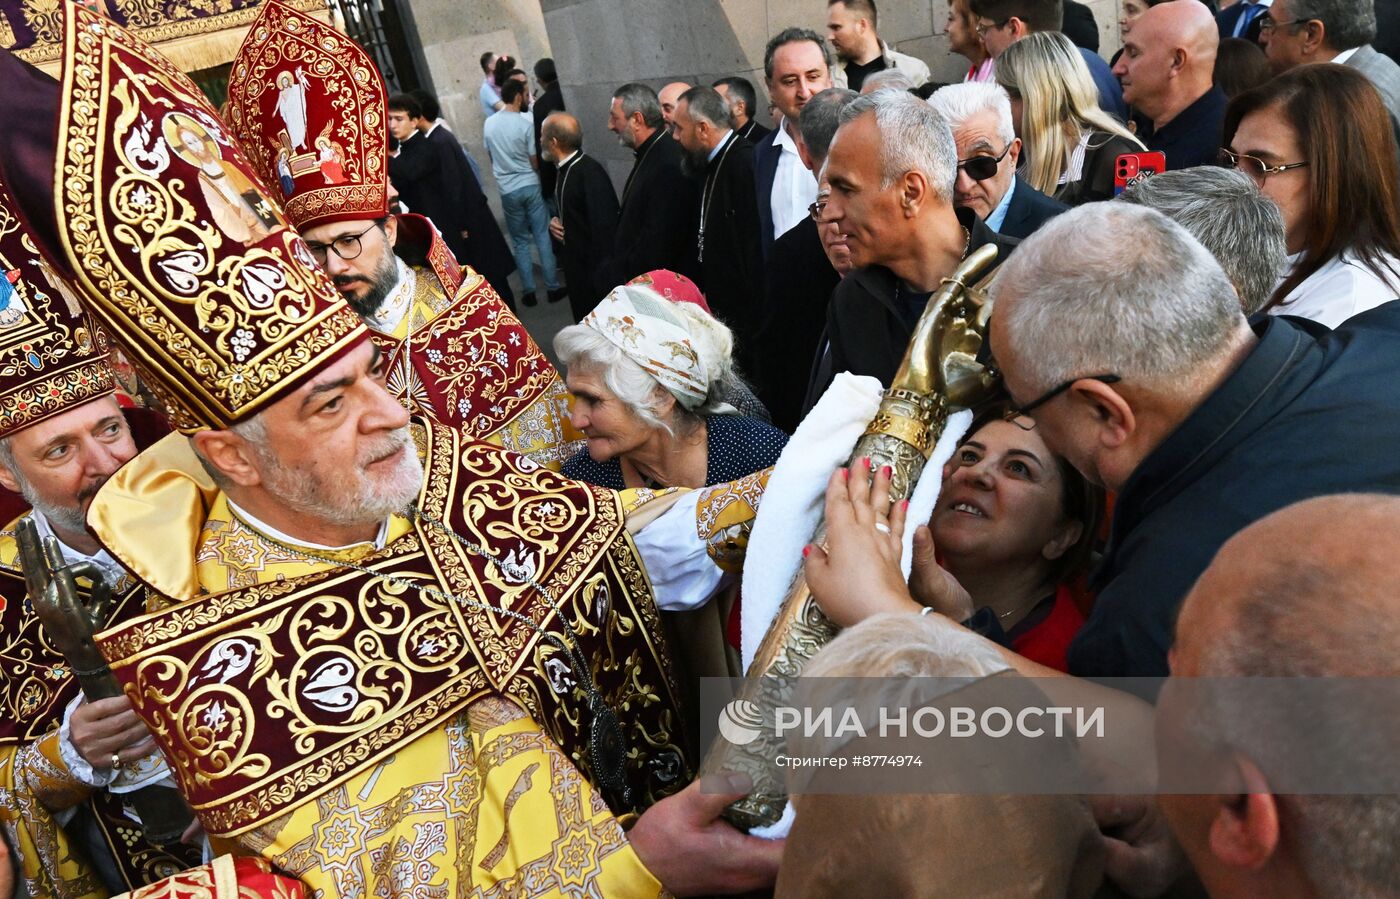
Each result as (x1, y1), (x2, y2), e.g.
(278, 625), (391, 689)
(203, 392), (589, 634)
(0, 3), (781, 896)
(224, 0), (582, 468)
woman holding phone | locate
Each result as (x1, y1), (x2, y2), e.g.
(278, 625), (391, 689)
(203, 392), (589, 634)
(994, 32), (1145, 205)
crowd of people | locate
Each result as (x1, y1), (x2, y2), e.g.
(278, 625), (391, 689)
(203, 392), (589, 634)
(0, 0), (1397, 895)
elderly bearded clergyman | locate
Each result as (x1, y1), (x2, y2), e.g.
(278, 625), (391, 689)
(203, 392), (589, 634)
(0, 7), (784, 896)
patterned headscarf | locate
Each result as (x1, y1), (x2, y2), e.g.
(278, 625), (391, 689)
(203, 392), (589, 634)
(580, 273), (724, 410)
(625, 269), (712, 315)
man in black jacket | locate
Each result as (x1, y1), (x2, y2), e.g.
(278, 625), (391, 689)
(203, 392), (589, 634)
(542, 112), (620, 321)
(387, 93), (516, 304)
(671, 86), (765, 374)
(803, 90), (1018, 410)
(929, 81), (1068, 240)
(990, 202), (1400, 679)
(755, 87), (856, 432)
(713, 76), (772, 144)
(596, 83), (697, 290)
(531, 58), (566, 207)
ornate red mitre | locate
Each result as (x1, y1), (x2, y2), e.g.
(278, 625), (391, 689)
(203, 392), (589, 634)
(0, 173), (113, 440)
(225, 0), (389, 231)
(37, 2), (367, 431)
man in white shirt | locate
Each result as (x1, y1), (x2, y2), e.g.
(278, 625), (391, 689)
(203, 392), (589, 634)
(754, 27), (834, 257)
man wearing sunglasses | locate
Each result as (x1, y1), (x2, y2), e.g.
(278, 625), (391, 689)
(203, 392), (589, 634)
(929, 82), (1068, 240)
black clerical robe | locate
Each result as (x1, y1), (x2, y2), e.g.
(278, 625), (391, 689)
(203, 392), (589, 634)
(692, 131), (765, 374)
(389, 128), (516, 302)
(596, 130), (696, 290)
(554, 151), (620, 320)
(532, 81), (566, 201)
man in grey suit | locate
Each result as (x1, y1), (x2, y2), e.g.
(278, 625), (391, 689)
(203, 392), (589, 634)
(1260, 0), (1400, 120)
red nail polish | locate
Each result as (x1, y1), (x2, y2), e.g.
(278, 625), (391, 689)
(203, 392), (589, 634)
(881, 465), (892, 478)
(840, 468), (849, 480)
(863, 457), (872, 469)
(802, 545), (812, 557)
(901, 500), (910, 511)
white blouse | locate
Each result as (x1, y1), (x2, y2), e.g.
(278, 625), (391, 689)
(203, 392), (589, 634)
(1270, 249), (1400, 328)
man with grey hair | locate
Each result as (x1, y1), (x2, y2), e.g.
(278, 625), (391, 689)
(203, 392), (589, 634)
(671, 86), (765, 371)
(1119, 166), (1287, 315)
(598, 82), (696, 289)
(982, 202), (1400, 682)
(929, 81), (1067, 239)
(754, 87), (857, 430)
(807, 202), (1400, 896)
(1258, 0), (1400, 118)
(713, 75), (771, 143)
(802, 88), (1018, 408)
(859, 68), (915, 94)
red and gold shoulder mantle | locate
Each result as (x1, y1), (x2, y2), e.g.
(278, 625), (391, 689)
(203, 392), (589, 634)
(93, 419), (689, 837)
(371, 258), (563, 441)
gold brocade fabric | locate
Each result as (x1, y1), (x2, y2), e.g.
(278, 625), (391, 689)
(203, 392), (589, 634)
(111, 854), (305, 899)
(50, 3), (368, 431)
(369, 263), (583, 470)
(88, 419), (684, 896)
(0, 733), (106, 899)
(0, 524), (199, 895)
(229, 699), (660, 898)
(695, 468), (771, 572)
(0, 169), (114, 440)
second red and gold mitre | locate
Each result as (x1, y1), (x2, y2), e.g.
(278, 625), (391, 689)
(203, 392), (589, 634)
(0, 178), (112, 440)
(224, 0), (388, 232)
(42, 2), (366, 431)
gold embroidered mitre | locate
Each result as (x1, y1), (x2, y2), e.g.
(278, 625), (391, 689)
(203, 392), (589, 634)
(225, 0), (389, 232)
(43, 2), (367, 430)
(0, 173), (113, 439)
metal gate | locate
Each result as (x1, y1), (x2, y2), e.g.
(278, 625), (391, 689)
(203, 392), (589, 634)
(327, 0), (430, 94)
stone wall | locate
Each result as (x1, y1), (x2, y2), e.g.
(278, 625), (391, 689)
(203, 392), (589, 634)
(406, 0), (1123, 192)
(533, 0), (1123, 191)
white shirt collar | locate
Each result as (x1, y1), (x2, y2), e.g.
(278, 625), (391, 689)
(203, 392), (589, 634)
(28, 508), (128, 588)
(773, 117), (800, 154)
(556, 149), (580, 168)
(706, 130), (735, 162)
(1328, 46), (1359, 64)
(364, 257), (415, 333)
(226, 498), (391, 551)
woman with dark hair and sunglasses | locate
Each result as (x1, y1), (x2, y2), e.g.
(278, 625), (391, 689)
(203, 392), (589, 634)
(1222, 64), (1400, 327)
(912, 405), (1104, 672)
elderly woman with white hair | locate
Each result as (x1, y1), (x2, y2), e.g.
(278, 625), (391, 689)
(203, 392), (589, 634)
(556, 270), (788, 490)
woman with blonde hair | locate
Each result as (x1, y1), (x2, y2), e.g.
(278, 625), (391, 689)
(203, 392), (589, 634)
(996, 31), (1144, 205)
